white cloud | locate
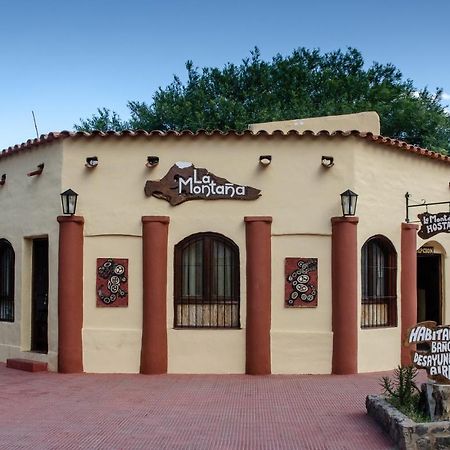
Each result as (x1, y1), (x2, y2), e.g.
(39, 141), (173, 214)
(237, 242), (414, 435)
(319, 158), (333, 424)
(442, 92), (450, 101)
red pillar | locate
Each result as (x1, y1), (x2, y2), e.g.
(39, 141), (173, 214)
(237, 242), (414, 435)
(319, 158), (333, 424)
(57, 215), (84, 373)
(244, 216), (272, 375)
(140, 216), (170, 374)
(331, 216), (359, 374)
(401, 223), (419, 366)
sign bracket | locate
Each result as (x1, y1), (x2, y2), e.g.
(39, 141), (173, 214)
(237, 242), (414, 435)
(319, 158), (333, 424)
(405, 192), (450, 223)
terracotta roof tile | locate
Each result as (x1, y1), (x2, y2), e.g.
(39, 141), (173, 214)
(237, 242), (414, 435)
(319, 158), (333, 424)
(1, 129), (449, 164)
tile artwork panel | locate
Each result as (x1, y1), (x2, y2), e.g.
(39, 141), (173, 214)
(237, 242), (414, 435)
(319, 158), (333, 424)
(285, 258), (318, 308)
(96, 258), (128, 307)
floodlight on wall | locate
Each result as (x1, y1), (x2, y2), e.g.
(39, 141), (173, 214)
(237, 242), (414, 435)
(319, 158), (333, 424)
(321, 156), (334, 168)
(27, 163), (44, 177)
(340, 189), (358, 216)
(85, 156), (99, 168)
(60, 189), (78, 215)
(146, 156), (159, 168)
(0, 174), (6, 186)
(259, 155), (272, 166)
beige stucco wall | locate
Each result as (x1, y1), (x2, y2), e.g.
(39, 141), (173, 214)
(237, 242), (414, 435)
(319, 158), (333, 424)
(61, 135), (354, 236)
(354, 140), (450, 372)
(61, 134), (356, 373)
(82, 235), (142, 373)
(271, 234), (332, 374)
(249, 111), (381, 135)
(60, 132), (450, 374)
(0, 143), (63, 370)
(2, 120), (449, 375)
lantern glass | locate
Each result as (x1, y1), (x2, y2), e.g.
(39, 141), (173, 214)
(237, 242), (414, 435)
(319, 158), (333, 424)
(340, 189), (358, 216)
(60, 189), (78, 215)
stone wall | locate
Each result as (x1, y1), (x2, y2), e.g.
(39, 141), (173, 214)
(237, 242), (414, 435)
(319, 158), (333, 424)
(366, 395), (450, 450)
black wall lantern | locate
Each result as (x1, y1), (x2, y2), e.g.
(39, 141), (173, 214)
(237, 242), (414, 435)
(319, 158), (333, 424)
(340, 189), (358, 216)
(61, 189), (78, 215)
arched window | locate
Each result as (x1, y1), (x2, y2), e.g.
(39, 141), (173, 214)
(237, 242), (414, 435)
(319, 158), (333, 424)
(174, 232), (240, 328)
(361, 236), (397, 328)
(0, 239), (15, 322)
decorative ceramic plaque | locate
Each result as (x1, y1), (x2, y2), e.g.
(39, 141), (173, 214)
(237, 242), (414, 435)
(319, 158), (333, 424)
(96, 258), (128, 307)
(285, 258), (318, 308)
(144, 161), (261, 206)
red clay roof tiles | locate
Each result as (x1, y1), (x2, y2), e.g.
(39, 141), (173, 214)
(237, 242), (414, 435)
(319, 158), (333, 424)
(1, 129), (449, 164)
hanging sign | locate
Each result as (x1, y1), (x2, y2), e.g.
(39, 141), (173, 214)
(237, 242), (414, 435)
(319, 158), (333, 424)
(145, 162), (261, 206)
(407, 321), (450, 384)
(418, 212), (450, 239)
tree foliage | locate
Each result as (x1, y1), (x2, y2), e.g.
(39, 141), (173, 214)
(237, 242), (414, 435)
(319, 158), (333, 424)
(75, 47), (450, 153)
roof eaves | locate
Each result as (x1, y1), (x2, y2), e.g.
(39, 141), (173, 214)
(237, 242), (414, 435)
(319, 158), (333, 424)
(1, 129), (448, 164)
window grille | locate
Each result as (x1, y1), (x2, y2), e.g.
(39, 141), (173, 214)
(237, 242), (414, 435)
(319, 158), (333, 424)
(0, 239), (15, 322)
(174, 233), (240, 328)
(361, 236), (397, 328)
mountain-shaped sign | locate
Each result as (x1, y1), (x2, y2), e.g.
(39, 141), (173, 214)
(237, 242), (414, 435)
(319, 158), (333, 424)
(144, 162), (261, 206)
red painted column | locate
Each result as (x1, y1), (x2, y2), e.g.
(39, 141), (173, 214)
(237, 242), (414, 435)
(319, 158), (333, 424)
(331, 216), (359, 374)
(244, 216), (272, 375)
(57, 215), (84, 373)
(140, 216), (170, 374)
(401, 223), (419, 366)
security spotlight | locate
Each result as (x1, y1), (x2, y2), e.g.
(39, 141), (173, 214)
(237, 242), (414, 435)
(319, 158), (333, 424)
(146, 156), (159, 168)
(85, 156), (99, 168)
(321, 156), (334, 168)
(259, 155), (272, 166)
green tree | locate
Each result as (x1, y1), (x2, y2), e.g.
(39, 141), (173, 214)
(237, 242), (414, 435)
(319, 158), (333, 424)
(77, 107), (128, 132)
(75, 47), (450, 153)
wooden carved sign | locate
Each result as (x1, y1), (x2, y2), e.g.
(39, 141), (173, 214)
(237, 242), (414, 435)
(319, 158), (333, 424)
(407, 321), (450, 384)
(418, 212), (450, 239)
(144, 162), (261, 206)
(96, 258), (128, 307)
(285, 258), (318, 308)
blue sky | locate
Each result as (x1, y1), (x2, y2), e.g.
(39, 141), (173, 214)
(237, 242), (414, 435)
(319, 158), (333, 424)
(1, 0), (449, 149)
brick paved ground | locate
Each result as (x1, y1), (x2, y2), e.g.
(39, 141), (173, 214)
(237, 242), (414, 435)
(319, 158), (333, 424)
(0, 363), (403, 450)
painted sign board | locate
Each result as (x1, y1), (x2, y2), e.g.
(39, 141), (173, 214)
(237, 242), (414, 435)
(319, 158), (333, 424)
(417, 246), (434, 254)
(145, 162), (261, 206)
(418, 212), (450, 239)
(407, 321), (450, 384)
(285, 258), (318, 308)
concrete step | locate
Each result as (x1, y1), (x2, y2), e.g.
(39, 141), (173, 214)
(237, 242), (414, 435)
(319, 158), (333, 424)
(6, 358), (48, 372)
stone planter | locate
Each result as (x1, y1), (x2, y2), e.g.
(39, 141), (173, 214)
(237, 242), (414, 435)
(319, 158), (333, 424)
(366, 395), (450, 450)
(422, 381), (450, 421)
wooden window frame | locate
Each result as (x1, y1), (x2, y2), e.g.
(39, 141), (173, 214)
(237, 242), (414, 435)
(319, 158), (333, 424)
(0, 239), (15, 322)
(361, 235), (397, 329)
(174, 232), (240, 329)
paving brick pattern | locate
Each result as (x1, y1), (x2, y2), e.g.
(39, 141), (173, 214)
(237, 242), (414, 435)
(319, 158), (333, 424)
(0, 363), (400, 449)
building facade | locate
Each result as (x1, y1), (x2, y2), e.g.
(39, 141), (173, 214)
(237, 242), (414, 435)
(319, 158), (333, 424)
(0, 112), (449, 374)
